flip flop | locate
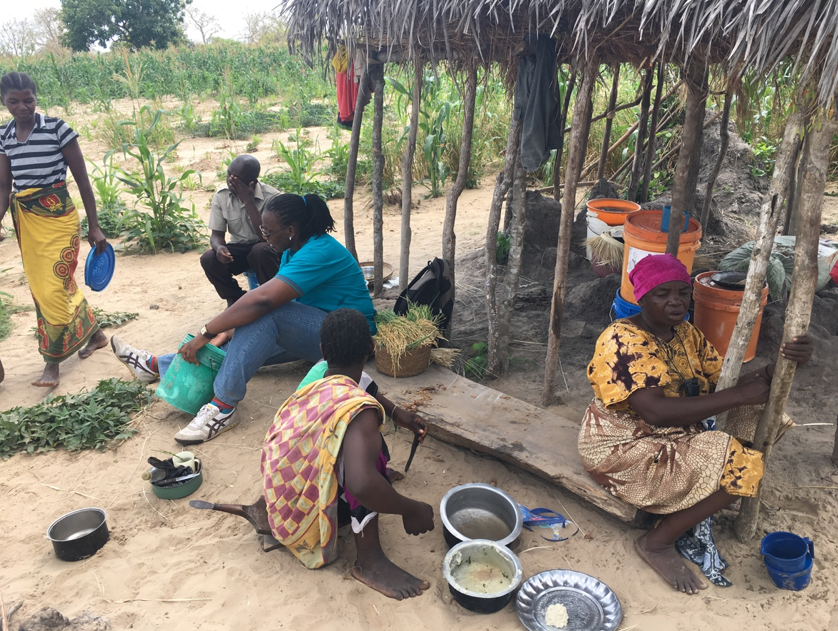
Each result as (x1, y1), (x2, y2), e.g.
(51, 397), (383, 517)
(519, 505), (579, 542)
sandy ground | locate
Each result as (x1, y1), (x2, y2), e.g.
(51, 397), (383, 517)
(1, 105), (837, 630)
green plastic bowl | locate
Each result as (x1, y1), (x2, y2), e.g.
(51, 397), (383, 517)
(151, 470), (203, 500)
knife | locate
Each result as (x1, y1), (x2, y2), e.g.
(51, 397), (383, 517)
(404, 422), (425, 472)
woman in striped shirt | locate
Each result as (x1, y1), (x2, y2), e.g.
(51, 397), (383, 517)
(0, 72), (108, 387)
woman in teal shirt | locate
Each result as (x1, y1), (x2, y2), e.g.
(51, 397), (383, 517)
(116, 193), (376, 445)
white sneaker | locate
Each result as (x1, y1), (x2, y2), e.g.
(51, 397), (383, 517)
(111, 335), (159, 384)
(174, 403), (239, 445)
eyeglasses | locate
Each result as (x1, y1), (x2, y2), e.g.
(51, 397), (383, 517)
(260, 224), (285, 238)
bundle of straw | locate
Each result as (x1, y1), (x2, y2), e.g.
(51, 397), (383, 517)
(374, 305), (443, 369)
(583, 232), (624, 269)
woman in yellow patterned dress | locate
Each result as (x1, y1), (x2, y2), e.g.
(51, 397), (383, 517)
(579, 254), (812, 595)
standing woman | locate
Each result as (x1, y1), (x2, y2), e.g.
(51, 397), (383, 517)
(0, 72), (108, 387)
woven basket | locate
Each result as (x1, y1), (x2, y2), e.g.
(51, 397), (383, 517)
(374, 343), (431, 378)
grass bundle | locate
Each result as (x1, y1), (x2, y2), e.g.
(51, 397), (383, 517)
(583, 232), (624, 268)
(374, 304), (443, 370)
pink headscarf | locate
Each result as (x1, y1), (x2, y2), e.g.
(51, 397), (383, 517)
(629, 253), (691, 302)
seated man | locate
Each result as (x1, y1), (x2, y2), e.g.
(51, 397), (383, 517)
(201, 155), (279, 307)
(261, 308), (434, 599)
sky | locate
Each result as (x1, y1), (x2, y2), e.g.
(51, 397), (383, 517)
(2, 0), (282, 43)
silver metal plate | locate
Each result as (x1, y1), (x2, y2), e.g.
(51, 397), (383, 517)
(516, 570), (622, 631)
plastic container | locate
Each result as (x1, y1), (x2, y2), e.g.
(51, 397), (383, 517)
(761, 531), (814, 573)
(585, 199), (639, 267)
(620, 210), (702, 304)
(155, 335), (226, 415)
(764, 554), (813, 591)
(612, 289), (641, 319)
(693, 272), (768, 362)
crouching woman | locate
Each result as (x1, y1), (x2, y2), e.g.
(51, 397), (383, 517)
(578, 254), (813, 594)
(261, 309), (435, 600)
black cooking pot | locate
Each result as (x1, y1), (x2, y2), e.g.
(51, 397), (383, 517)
(443, 539), (523, 614)
(47, 508), (109, 561)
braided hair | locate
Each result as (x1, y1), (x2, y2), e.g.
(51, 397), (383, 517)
(264, 193), (335, 242)
(1, 72), (38, 98)
(320, 309), (372, 367)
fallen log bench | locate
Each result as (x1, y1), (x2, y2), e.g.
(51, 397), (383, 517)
(372, 363), (640, 523)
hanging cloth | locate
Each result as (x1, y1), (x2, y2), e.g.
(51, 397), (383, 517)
(513, 34), (561, 173)
(333, 45), (359, 128)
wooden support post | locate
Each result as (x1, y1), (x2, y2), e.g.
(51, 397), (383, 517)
(552, 67), (576, 203)
(442, 66), (478, 339)
(734, 107), (837, 542)
(596, 64), (620, 181)
(542, 56), (596, 406)
(699, 90), (732, 231)
(370, 64), (386, 296)
(491, 139), (527, 376)
(343, 65), (371, 261)
(628, 67), (654, 201)
(714, 111), (805, 417)
(399, 58), (423, 293)
(666, 59), (708, 256)
(641, 62), (665, 203)
(833, 411), (838, 466)
(486, 115), (522, 376)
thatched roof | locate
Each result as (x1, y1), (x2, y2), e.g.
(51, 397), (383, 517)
(281, 0), (838, 104)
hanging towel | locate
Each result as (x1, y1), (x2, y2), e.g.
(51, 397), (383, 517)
(513, 34), (561, 173)
(333, 46), (359, 128)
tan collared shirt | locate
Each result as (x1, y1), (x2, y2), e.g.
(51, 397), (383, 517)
(208, 181), (280, 244)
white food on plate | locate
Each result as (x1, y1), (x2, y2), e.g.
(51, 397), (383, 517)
(544, 602), (569, 629)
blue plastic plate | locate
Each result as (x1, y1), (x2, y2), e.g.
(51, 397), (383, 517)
(84, 243), (115, 291)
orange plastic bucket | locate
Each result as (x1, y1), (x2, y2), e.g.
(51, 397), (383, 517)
(620, 210), (702, 304)
(693, 272), (768, 362)
(585, 198), (641, 226)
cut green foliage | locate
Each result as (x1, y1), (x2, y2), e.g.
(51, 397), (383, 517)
(0, 379), (151, 458)
(92, 307), (139, 328)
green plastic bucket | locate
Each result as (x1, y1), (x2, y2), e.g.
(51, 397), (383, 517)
(155, 334), (226, 415)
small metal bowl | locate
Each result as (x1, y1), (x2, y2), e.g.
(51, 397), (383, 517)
(47, 507), (109, 561)
(443, 539), (523, 613)
(440, 483), (523, 548)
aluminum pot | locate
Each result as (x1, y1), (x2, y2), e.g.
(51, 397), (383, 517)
(443, 539), (523, 614)
(47, 508), (109, 561)
(440, 483), (523, 549)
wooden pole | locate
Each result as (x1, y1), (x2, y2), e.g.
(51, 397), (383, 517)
(343, 65), (371, 261)
(542, 56), (596, 406)
(552, 67), (577, 204)
(734, 107), (837, 542)
(442, 66), (478, 339)
(596, 64), (621, 181)
(486, 114), (522, 375)
(641, 61), (665, 203)
(492, 143), (527, 376)
(714, 110), (805, 419)
(699, 90), (732, 231)
(628, 67), (654, 201)
(370, 64), (386, 296)
(399, 58), (422, 293)
(666, 59), (708, 255)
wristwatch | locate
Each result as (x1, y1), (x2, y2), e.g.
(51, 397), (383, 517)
(200, 324), (214, 340)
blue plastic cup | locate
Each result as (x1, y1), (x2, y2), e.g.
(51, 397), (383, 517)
(761, 531), (814, 573)
(764, 554), (813, 591)
(660, 205), (690, 232)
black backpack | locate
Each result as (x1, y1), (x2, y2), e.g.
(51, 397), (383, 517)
(394, 258), (453, 330)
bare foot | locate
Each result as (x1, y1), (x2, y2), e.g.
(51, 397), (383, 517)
(351, 549), (430, 600)
(32, 363), (59, 387)
(635, 532), (706, 595)
(78, 329), (108, 359)
(388, 468), (405, 482)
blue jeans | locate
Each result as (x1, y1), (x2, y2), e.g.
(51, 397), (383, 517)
(159, 301), (327, 408)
